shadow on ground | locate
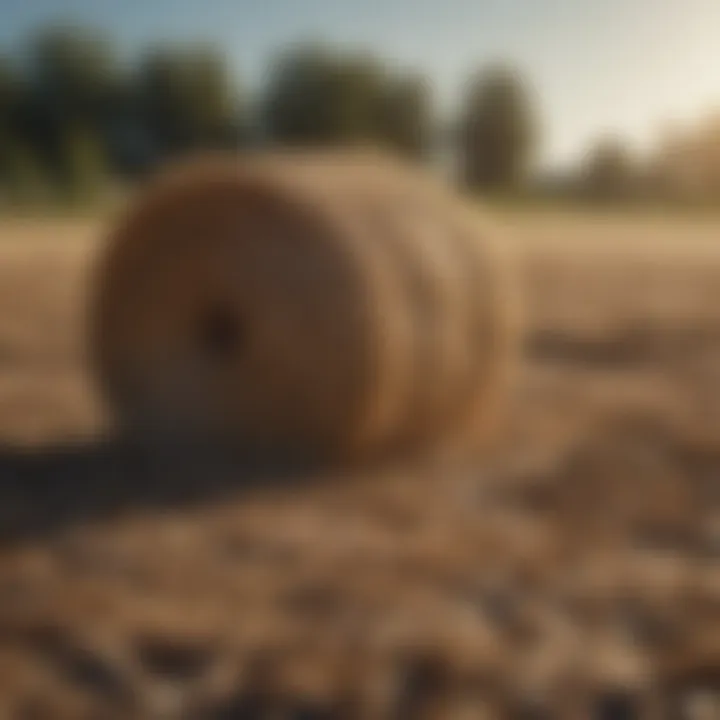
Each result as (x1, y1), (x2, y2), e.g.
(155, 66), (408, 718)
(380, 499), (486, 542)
(0, 440), (325, 545)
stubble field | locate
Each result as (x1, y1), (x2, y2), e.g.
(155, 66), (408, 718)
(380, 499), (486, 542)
(0, 210), (718, 718)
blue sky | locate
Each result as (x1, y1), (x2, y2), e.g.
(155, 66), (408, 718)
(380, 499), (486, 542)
(1, 0), (720, 169)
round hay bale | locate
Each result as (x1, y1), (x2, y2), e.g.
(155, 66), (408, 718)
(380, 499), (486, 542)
(89, 151), (520, 464)
(264, 150), (522, 455)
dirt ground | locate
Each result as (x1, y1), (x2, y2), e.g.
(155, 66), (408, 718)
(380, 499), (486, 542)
(0, 211), (718, 718)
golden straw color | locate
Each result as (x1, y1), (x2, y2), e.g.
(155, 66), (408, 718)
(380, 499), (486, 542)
(89, 150), (522, 465)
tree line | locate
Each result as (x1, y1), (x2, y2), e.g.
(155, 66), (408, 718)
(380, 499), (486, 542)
(3, 25), (720, 210)
(0, 26), (538, 206)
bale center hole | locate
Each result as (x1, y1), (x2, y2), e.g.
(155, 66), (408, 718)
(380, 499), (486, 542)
(198, 303), (245, 362)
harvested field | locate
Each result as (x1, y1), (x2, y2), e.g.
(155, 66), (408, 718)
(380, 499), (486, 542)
(0, 210), (718, 718)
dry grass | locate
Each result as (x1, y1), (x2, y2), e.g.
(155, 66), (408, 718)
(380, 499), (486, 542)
(0, 210), (718, 718)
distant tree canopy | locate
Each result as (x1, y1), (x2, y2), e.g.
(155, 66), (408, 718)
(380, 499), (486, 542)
(20, 29), (118, 186)
(0, 57), (43, 202)
(581, 136), (636, 200)
(459, 64), (537, 191)
(138, 46), (242, 160)
(7, 22), (720, 210)
(0, 26), (248, 203)
(644, 117), (720, 202)
(263, 45), (383, 145)
(29, 27), (120, 117)
(262, 44), (435, 159)
(0, 57), (19, 121)
(0, 24), (547, 207)
(377, 74), (434, 160)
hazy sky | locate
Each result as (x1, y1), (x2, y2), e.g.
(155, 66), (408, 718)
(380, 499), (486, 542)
(1, 0), (720, 168)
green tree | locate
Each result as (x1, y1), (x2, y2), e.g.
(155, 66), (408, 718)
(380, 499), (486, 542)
(0, 130), (52, 207)
(138, 45), (243, 159)
(459, 64), (537, 191)
(30, 26), (119, 118)
(22, 26), (120, 193)
(57, 123), (111, 203)
(262, 44), (386, 146)
(0, 58), (51, 206)
(0, 57), (19, 123)
(582, 136), (636, 200)
(377, 73), (434, 160)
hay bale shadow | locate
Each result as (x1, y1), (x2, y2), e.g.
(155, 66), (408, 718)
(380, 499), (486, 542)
(0, 439), (323, 546)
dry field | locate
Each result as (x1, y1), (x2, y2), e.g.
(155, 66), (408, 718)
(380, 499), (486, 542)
(0, 210), (718, 718)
